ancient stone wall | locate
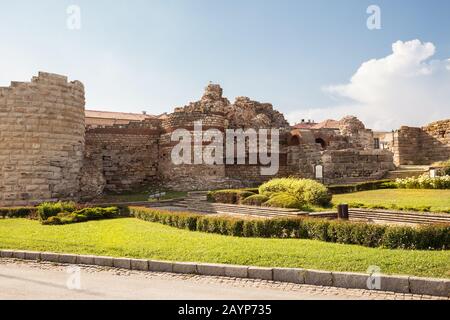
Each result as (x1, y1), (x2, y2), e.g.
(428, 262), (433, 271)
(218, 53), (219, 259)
(81, 119), (161, 196)
(393, 120), (450, 165)
(0, 72), (85, 206)
(321, 149), (394, 184)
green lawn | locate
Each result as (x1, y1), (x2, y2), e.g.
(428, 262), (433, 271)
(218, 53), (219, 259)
(332, 189), (450, 212)
(0, 218), (448, 279)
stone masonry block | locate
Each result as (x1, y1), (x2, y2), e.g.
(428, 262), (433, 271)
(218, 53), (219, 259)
(12, 250), (26, 260)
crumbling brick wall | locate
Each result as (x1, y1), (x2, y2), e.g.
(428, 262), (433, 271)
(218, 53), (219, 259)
(0, 72), (85, 206)
(81, 119), (161, 196)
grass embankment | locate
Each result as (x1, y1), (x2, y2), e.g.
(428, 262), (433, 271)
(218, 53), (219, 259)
(332, 189), (450, 213)
(0, 218), (448, 278)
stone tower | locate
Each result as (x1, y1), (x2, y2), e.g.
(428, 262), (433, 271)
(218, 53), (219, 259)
(0, 72), (85, 206)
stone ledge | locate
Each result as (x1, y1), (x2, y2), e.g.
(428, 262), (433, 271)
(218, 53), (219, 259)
(1, 249), (449, 297)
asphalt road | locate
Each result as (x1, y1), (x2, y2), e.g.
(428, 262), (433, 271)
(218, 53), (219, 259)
(0, 260), (435, 300)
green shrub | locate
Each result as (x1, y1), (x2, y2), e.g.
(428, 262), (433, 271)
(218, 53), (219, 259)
(37, 201), (76, 220)
(0, 207), (36, 219)
(263, 192), (304, 209)
(241, 194), (269, 206)
(395, 176), (450, 190)
(259, 178), (332, 206)
(41, 206), (120, 225)
(130, 207), (449, 250)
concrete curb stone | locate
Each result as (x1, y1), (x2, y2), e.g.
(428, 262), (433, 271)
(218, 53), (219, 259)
(225, 265), (248, 278)
(113, 258), (132, 270)
(24, 251), (41, 261)
(248, 267), (273, 281)
(1, 250), (449, 297)
(94, 256), (114, 267)
(40, 252), (59, 263)
(173, 262), (197, 274)
(304, 270), (333, 287)
(273, 268), (305, 284)
(77, 255), (95, 265)
(130, 259), (149, 271)
(0, 250), (14, 258)
(149, 260), (173, 273)
(332, 272), (369, 290)
(197, 263), (226, 277)
(59, 254), (78, 264)
(409, 277), (449, 297)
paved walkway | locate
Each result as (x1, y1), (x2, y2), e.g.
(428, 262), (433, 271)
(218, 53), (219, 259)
(0, 259), (445, 300)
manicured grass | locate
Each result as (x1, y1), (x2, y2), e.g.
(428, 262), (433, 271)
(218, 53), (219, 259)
(332, 189), (450, 213)
(0, 218), (448, 278)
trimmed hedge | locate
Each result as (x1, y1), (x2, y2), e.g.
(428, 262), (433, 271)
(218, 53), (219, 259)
(207, 189), (256, 204)
(328, 179), (395, 194)
(42, 207), (121, 225)
(263, 192), (303, 209)
(0, 207), (36, 219)
(131, 207), (450, 250)
(241, 194), (269, 206)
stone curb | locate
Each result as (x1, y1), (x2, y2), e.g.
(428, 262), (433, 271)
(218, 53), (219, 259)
(1, 249), (448, 297)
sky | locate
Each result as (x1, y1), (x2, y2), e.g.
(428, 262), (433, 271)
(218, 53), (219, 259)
(1, 0), (449, 130)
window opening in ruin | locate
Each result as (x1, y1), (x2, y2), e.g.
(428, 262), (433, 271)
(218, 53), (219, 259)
(289, 135), (301, 146)
(315, 138), (326, 149)
(374, 138), (380, 149)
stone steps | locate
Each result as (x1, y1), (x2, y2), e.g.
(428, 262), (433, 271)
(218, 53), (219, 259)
(385, 165), (430, 179)
(187, 202), (307, 218)
(349, 209), (450, 225)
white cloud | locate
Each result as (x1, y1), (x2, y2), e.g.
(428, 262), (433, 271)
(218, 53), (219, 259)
(288, 40), (450, 131)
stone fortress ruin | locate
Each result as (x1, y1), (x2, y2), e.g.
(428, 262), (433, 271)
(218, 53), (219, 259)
(1, 72), (449, 206)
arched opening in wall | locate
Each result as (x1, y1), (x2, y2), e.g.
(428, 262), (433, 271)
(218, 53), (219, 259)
(289, 135), (301, 146)
(315, 138), (327, 149)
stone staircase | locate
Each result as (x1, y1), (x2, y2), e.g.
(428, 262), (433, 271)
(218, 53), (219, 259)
(183, 191), (307, 219)
(349, 208), (450, 226)
(385, 165), (430, 179)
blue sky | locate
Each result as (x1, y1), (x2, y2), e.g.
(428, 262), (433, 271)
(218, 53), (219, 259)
(1, 0), (449, 130)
